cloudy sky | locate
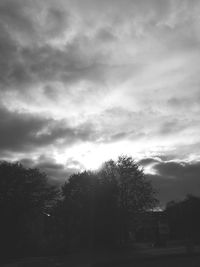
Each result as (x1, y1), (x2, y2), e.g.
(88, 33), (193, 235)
(1, 0), (200, 205)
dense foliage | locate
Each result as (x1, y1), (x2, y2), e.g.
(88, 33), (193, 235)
(1, 157), (200, 258)
(0, 156), (158, 256)
(56, 156), (158, 249)
(166, 195), (200, 242)
(0, 161), (58, 257)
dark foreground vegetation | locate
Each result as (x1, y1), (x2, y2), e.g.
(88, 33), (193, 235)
(0, 155), (200, 261)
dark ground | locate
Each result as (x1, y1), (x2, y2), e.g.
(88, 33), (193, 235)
(1, 255), (200, 267)
(1, 245), (200, 267)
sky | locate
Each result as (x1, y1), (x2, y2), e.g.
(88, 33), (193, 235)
(0, 0), (200, 205)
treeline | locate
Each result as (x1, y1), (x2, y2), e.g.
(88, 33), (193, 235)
(0, 156), (157, 257)
(1, 156), (200, 258)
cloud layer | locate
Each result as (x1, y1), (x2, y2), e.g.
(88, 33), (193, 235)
(139, 157), (200, 205)
(1, 0), (200, 203)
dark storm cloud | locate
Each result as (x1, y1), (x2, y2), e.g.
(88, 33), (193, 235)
(42, 7), (70, 39)
(0, 107), (50, 151)
(0, 0), (114, 93)
(20, 45), (107, 86)
(0, 38), (115, 97)
(0, 103), (148, 156)
(142, 158), (200, 206)
(0, 106), (98, 153)
(0, 0), (35, 38)
(95, 27), (117, 42)
(0, 0), (147, 96)
(159, 119), (188, 135)
(0, 38), (104, 91)
(0, 2), (80, 89)
(35, 157), (79, 183)
(0, 0), (69, 41)
(20, 156), (83, 183)
(138, 157), (160, 166)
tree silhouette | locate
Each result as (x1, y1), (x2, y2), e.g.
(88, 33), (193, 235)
(59, 156), (158, 248)
(0, 161), (58, 257)
(56, 171), (96, 249)
(166, 195), (200, 242)
(99, 156), (158, 244)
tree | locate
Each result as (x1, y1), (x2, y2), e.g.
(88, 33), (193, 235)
(59, 171), (97, 248)
(0, 161), (59, 256)
(57, 156), (158, 249)
(60, 169), (119, 248)
(166, 195), (200, 242)
(99, 156), (158, 244)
